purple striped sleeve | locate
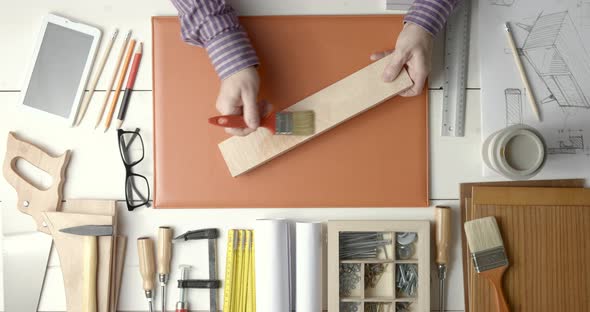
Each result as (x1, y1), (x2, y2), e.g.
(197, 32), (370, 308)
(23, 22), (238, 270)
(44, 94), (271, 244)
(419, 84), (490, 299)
(170, 0), (260, 79)
(404, 0), (462, 36)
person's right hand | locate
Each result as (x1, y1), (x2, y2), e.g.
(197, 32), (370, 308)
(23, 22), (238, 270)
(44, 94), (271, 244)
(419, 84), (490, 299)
(216, 66), (271, 136)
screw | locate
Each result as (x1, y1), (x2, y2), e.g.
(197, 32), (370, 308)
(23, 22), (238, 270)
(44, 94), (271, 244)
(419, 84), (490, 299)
(23, 200), (29, 207)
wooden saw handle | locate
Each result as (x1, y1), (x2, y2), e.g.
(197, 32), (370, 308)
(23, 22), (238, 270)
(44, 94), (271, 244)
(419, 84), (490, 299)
(2, 132), (70, 233)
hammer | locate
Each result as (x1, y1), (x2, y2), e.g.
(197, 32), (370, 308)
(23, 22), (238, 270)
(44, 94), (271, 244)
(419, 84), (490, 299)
(60, 225), (113, 312)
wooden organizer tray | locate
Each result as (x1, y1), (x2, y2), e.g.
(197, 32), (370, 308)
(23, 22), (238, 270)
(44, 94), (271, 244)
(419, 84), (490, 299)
(328, 221), (430, 312)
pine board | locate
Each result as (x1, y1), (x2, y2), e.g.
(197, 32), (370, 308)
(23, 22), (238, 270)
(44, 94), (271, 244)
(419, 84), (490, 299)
(218, 57), (413, 177)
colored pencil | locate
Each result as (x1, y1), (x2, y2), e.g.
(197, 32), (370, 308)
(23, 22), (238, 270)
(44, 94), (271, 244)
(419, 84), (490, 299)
(95, 30), (132, 129)
(115, 42), (143, 130)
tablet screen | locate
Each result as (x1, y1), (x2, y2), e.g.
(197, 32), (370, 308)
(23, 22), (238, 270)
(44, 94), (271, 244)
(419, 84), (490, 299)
(23, 22), (94, 118)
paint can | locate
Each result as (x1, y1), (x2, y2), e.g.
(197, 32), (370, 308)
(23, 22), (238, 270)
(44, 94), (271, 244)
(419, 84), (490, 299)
(482, 124), (546, 180)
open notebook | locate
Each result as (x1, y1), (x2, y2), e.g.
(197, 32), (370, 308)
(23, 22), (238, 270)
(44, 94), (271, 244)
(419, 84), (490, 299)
(152, 16), (428, 208)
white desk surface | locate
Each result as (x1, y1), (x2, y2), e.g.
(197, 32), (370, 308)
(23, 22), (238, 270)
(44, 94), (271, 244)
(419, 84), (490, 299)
(0, 0), (495, 311)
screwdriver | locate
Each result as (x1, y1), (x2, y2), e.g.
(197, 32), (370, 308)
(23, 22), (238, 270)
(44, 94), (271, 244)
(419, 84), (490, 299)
(138, 237), (156, 312)
(176, 265), (191, 312)
(435, 206), (451, 312)
(158, 227), (173, 312)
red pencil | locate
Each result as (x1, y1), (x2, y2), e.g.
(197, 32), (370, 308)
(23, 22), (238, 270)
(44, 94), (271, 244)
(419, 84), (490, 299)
(115, 42), (143, 130)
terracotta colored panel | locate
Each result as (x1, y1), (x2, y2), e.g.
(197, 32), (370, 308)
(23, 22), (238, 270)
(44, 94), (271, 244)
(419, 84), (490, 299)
(152, 16), (428, 208)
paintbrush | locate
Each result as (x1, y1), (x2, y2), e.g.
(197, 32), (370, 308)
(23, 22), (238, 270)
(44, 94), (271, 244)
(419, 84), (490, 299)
(209, 111), (315, 135)
(464, 216), (510, 312)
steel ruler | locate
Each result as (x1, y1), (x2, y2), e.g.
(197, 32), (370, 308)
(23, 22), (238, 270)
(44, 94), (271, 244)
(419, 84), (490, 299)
(441, 0), (471, 137)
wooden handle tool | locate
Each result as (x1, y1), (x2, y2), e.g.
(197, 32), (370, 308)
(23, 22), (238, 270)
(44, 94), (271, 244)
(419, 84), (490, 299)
(158, 227), (173, 312)
(435, 206), (451, 265)
(59, 224), (113, 312)
(137, 237), (155, 312)
(82, 236), (98, 312)
(435, 205), (451, 312)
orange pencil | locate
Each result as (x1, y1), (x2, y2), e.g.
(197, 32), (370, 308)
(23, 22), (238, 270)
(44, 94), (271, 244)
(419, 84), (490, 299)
(104, 39), (136, 131)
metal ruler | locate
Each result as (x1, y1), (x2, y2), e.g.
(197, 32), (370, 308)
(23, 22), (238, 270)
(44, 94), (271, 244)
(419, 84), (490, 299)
(441, 0), (471, 137)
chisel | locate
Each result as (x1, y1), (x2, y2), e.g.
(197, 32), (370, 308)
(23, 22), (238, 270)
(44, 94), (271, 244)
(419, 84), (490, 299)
(158, 227), (173, 312)
(138, 237), (156, 312)
(435, 206), (451, 312)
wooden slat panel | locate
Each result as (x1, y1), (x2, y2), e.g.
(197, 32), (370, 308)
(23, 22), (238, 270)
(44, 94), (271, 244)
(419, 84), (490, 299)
(466, 186), (590, 312)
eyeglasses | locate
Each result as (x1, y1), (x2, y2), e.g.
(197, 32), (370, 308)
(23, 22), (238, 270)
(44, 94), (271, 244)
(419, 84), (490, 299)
(117, 128), (150, 211)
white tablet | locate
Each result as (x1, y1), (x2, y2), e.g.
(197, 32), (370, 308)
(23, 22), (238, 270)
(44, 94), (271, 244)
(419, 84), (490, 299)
(20, 14), (101, 126)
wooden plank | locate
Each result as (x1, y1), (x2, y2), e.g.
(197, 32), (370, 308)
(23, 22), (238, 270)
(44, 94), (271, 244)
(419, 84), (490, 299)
(218, 55), (413, 177)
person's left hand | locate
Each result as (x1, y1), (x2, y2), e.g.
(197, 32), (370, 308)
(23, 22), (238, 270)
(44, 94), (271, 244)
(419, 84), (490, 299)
(370, 23), (433, 97)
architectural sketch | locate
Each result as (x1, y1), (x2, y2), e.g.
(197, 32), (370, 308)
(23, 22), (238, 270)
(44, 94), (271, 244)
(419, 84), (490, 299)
(490, 0), (515, 7)
(516, 11), (590, 109)
(505, 88), (523, 126)
(547, 129), (586, 155)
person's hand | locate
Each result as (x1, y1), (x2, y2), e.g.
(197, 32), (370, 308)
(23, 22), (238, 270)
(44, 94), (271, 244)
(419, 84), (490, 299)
(370, 23), (433, 96)
(216, 66), (270, 136)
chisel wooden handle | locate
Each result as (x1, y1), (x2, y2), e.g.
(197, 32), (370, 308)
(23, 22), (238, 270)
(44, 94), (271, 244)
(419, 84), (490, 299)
(435, 205), (451, 265)
(138, 237), (156, 291)
(158, 227), (173, 275)
(83, 236), (98, 312)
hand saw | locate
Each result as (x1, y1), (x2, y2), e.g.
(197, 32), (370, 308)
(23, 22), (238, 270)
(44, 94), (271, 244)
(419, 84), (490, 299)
(2, 132), (70, 312)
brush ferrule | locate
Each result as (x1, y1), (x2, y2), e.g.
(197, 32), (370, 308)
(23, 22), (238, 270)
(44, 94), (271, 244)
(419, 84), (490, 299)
(472, 246), (509, 272)
(275, 112), (293, 135)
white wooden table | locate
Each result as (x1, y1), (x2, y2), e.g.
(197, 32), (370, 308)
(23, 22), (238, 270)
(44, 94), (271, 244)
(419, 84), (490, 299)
(0, 0), (490, 311)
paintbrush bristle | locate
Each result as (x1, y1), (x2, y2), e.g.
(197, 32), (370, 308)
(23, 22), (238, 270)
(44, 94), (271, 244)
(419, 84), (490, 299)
(275, 111), (315, 135)
(464, 216), (504, 253)
(464, 216), (509, 273)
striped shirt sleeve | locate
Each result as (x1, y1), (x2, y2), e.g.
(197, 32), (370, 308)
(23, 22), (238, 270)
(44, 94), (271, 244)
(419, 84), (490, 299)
(170, 0), (260, 79)
(404, 0), (462, 36)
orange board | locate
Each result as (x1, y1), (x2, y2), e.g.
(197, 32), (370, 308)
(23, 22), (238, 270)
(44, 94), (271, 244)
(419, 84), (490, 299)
(152, 16), (429, 208)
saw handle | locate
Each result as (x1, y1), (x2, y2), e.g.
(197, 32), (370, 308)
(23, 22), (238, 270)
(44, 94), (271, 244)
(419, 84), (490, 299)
(138, 237), (156, 291)
(435, 206), (452, 265)
(82, 236), (98, 312)
(2, 132), (70, 233)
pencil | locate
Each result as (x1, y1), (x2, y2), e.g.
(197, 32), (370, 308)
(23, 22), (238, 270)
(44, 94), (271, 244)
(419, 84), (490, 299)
(504, 22), (542, 122)
(75, 29), (119, 127)
(104, 39), (136, 131)
(115, 42), (143, 130)
(95, 30), (132, 129)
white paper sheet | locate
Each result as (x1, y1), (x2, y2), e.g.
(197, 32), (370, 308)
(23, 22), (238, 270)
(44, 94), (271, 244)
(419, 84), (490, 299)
(295, 222), (322, 312)
(478, 0), (590, 178)
(255, 219), (292, 312)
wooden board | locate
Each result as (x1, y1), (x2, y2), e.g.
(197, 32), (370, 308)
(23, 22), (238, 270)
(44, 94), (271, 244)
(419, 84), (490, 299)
(218, 59), (412, 177)
(467, 186), (590, 312)
(458, 179), (585, 312)
(327, 220), (429, 312)
(152, 16), (429, 208)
